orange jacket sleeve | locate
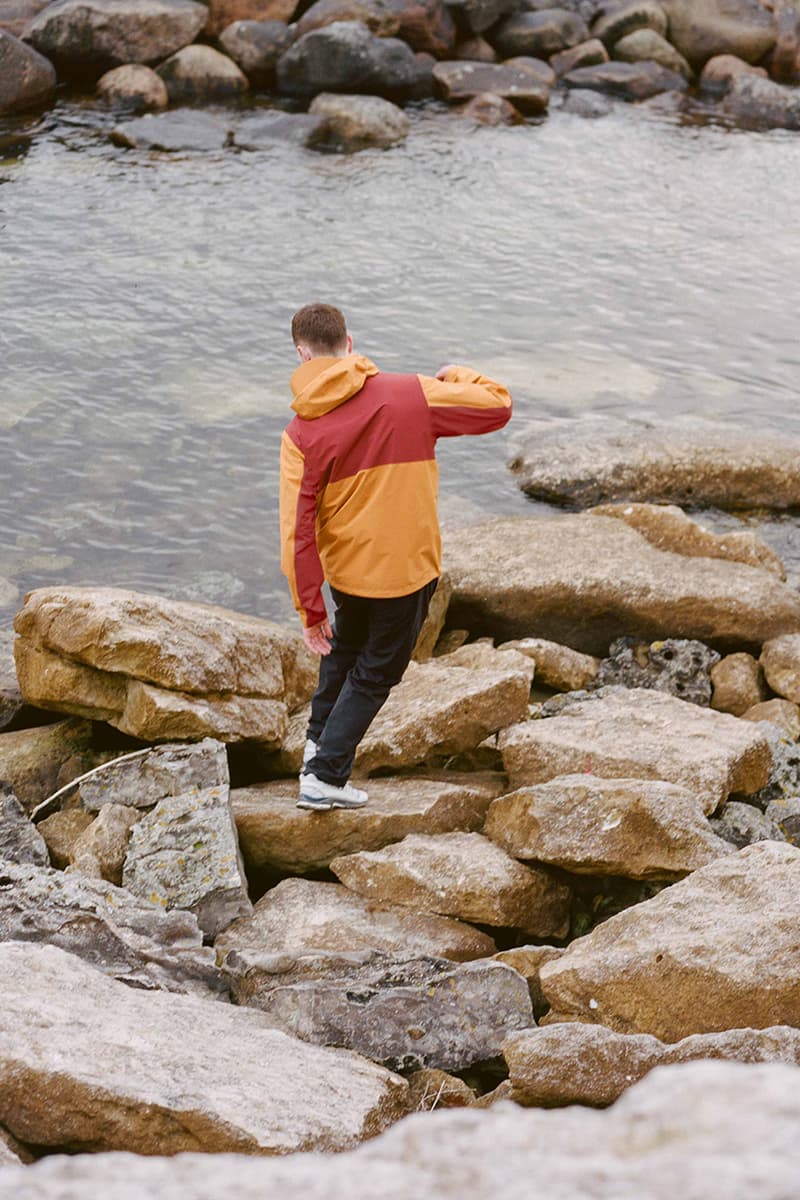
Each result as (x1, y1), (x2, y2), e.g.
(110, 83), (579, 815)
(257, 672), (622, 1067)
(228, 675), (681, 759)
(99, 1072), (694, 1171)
(279, 429), (327, 628)
(418, 367), (512, 438)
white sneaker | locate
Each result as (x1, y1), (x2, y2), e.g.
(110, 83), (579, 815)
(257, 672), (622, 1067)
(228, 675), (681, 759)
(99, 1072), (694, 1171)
(302, 738), (318, 768)
(297, 772), (369, 811)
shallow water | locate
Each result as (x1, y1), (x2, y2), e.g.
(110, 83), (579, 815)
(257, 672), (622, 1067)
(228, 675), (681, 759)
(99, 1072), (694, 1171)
(2, 94), (800, 629)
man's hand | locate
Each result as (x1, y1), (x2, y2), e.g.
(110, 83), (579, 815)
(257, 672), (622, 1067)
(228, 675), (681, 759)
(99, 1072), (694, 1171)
(303, 618), (332, 656)
(436, 364), (460, 381)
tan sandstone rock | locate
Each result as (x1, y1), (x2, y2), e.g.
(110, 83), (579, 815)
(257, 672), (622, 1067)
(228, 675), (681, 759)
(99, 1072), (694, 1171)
(539, 842), (800, 1041)
(500, 689), (771, 812)
(504, 1023), (800, 1107)
(232, 772), (504, 874)
(711, 652), (767, 715)
(331, 832), (571, 938)
(0, 718), (95, 812)
(407, 1068), (476, 1110)
(498, 637), (599, 692)
(215, 878), (496, 963)
(443, 514), (800, 652)
(760, 634), (800, 703)
(485, 775), (732, 880)
(588, 502), (786, 578)
(68, 803), (140, 885)
(412, 574), (451, 661)
(37, 808), (96, 867)
(0, 942), (407, 1154)
(741, 698), (800, 739)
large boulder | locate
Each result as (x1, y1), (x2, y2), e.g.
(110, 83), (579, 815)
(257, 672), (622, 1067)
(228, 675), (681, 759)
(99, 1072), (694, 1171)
(721, 72), (800, 129)
(309, 92), (410, 150)
(232, 772), (503, 873)
(563, 59), (688, 98)
(0, 942), (408, 1153)
(443, 514), (800, 653)
(485, 775), (732, 880)
(432, 61), (550, 113)
(14, 587), (315, 745)
(0, 717), (94, 812)
(215, 877), (498, 962)
(660, 0), (777, 69)
(222, 948), (533, 1071)
(2, 1060), (800, 1197)
(539, 842), (800, 1040)
(23, 0), (208, 78)
(0, 786), (48, 865)
(0, 28), (55, 114)
(331, 831), (572, 937)
(156, 44), (249, 103)
(499, 688), (771, 811)
(204, 0), (297, 37)
(0, 0), (49, 37)
(508, 417), (800, 510)
(276, 20), (432, 99)
(491, 9), (589, 59)
(218, 19), (294, 86)
(504, 1023), (800, 1107)
(0, 859), (224, 997)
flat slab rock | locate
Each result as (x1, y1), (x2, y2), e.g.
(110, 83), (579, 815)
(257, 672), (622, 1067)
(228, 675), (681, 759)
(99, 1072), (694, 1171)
(499, 687), (771, 812)
(539, 842), (800, 1041)
(3, 1060), (800, 1198)
(508, 416), (800, 510)
(0, 858), (225, 998)
(222, 948), (533, 1072)
(433, 61), (550, 112)
(231, 772), (505, 873)
(111, 110), (234, 151)
(504, 1023), (800, 1107)
(331, 831), (571, 938)
(485, 775), (732, 880)
(443, 513), (800, 652)
(216, 877), (497, 963)
(0, 942), (407, 1155)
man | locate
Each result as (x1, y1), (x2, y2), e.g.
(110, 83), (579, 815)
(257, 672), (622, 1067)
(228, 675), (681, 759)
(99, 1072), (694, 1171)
(279, 303), (511, 811)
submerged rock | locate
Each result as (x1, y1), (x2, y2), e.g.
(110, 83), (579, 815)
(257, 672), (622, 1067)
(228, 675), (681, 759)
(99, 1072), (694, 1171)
(233, 108), (329, 148)
(539, 842), (800, 1040)
(0, 942), (407, 1153)
(0, 28), (55, 115)
(309, 91), (409, 149)
(563, 59), (688, 98)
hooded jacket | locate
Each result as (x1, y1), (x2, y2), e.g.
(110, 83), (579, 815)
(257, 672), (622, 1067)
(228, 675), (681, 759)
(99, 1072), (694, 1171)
(279, 355), (511, 627)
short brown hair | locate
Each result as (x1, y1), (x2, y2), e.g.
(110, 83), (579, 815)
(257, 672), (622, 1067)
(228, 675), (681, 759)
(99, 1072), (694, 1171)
(291, 303), (348, 356)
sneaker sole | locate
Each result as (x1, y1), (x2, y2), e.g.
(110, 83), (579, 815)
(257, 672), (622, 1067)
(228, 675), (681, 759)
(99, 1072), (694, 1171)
(297, 794), (368, 811)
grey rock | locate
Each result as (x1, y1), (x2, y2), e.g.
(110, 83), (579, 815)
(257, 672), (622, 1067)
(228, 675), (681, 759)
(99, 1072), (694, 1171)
(722, 72), (800, 130)
(591, 0), (667, 46)
(0, 28), (54, 116)
(218, 19), (295, 86)
(746, 722), (800, 813)
(78, 738), (229, 811)
(276, 20), (432, 99)
(560, 84), (613, 113)
(223, 949), (533, 1072)
(594, 636), (720, 706)
(156, 44), (249, 104)
(296, 0), (401, 39)
(710, 800), (785, 849)
(445, 0), (517, 35)
(233, 108), (329, 148)
(564, 58), (688, 98)
(0, 858), (225, 998)
(111, 110), (234, 151)
(612, 28), (692, 78)
(122, 780), (252, 939)
(492, 9), (589, 59)
(23, 0), (208, 79)
(0, 787), (48, 865)
(309, 91), (410, 150)
(0, 942), (408, 1154)
(765, 797), (800, 847)
(0, 629), (22, 733)
(433, 60), (550, 113)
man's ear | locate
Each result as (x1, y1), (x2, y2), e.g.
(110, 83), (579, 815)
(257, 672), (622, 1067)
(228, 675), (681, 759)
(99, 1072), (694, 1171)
(296, 342), (312, 363)
(346, 333), (353, 354)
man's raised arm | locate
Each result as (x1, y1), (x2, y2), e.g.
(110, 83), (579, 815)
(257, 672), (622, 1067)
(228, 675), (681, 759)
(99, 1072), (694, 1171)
(418, 364), (512, 438)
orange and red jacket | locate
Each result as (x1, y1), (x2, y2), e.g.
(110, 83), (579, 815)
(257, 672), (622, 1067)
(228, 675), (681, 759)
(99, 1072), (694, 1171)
(279, 355), (512, 628)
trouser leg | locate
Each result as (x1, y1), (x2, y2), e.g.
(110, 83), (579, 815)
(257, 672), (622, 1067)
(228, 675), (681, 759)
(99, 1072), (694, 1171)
(306, 591), (368, 742)
(307, 579), (438, 788)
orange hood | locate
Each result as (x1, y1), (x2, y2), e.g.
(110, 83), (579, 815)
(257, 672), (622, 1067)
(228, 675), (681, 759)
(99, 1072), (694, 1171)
(290, 354), (379, 419)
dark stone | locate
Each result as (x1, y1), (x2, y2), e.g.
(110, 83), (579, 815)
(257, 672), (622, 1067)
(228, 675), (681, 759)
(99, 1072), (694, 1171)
(593, 636), (720, 707)
(446, 0), (517, 36)
(218, 19), (295, 87)
(563, 59), (688, 98)
(0, 28), (55, 115)
(722, 73), (800, 130)
(433, 60), (550, 112)
(296, 0), (401, 39)
(0, 786), (48, 866)
(491, 9), (589, 60)
(386, 0), (457, 58)
(551, 35), (608, 74)
(276, 19), (433, 99)
(710, 800), (784, 849)
(746, 723), (800, 814)
(110, 110), (235, 151)
(233, 108), (329, 147)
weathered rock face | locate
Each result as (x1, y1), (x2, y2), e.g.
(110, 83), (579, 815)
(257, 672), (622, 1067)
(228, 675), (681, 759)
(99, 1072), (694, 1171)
(218, 19), (294, 86)
(0, 786), (48, 865)
(38, 808), (95, 867)
(445, 0), (516, 35)
(223, 948), (533, 1071)
(0, 0), (50, 38)
(432, 60), (550, 112)
(0, 942), (407, 1153)
(276, 20), (432, 98)
(611, 29), (692, 76)
(77, 738), (229, 811)
(296, 0), (400, 39)
(504, 1023), (800, 1107)
(0, 28), (55, 115)
(443, 514), (800, 653)
(0, 860), (224, 997)
(23, 0), (208, 78)
(485, 775), (731, 880)
(96, 62), (168, 109)
(205, 0), (297, 37)
(594, 637), (720, 706)
(588, 503), (786, 579)
(331, 832), (572, 937)
(748, 721), (800, 812)
(0, 717), (94, 812)
(3, 1060), (800, 1199)
(492, 9), (588, 59)
(499, 637), (599, 692)
(591, 0), (668, 46)
(761, 634), (800, 703)
(540, 842), (800, 1041)
(232, 772), (503, 873)
(156, 43), (249, 102)
(661, 0), (776, 69)
(711, 652), (766, 716)
(407, 1068), (475, 1110)
(508, 418), (800, 511)
(309, 91), (409, 149)
(765, 796), (800, 847)
(68, 803), (140, 885)
(722, 71), (800, 128)
(741, 699), (800, 739)
(0, 629), (22, 733)
(123, 782), (252, 939)
(15, 587), (315, 745)
(710, 799), (784, 848)
(563, 59), (688, 98)
(215, 878), (497, 962)
(500, 688), (771, 812)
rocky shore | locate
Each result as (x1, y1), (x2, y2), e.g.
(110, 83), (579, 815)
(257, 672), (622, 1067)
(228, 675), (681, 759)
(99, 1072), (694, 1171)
(2, 486), (800, 1194)
(2, 0), (800, 151)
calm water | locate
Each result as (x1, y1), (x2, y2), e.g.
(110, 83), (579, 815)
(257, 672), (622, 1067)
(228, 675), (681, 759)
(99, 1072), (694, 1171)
(2, 94), (800, 630)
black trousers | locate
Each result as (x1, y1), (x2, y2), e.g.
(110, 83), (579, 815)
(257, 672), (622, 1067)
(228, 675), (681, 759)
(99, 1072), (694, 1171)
(305, 578), (438, 787)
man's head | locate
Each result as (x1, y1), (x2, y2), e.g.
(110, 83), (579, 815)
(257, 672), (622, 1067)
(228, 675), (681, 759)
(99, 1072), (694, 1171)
(291, 303), (352, 362)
